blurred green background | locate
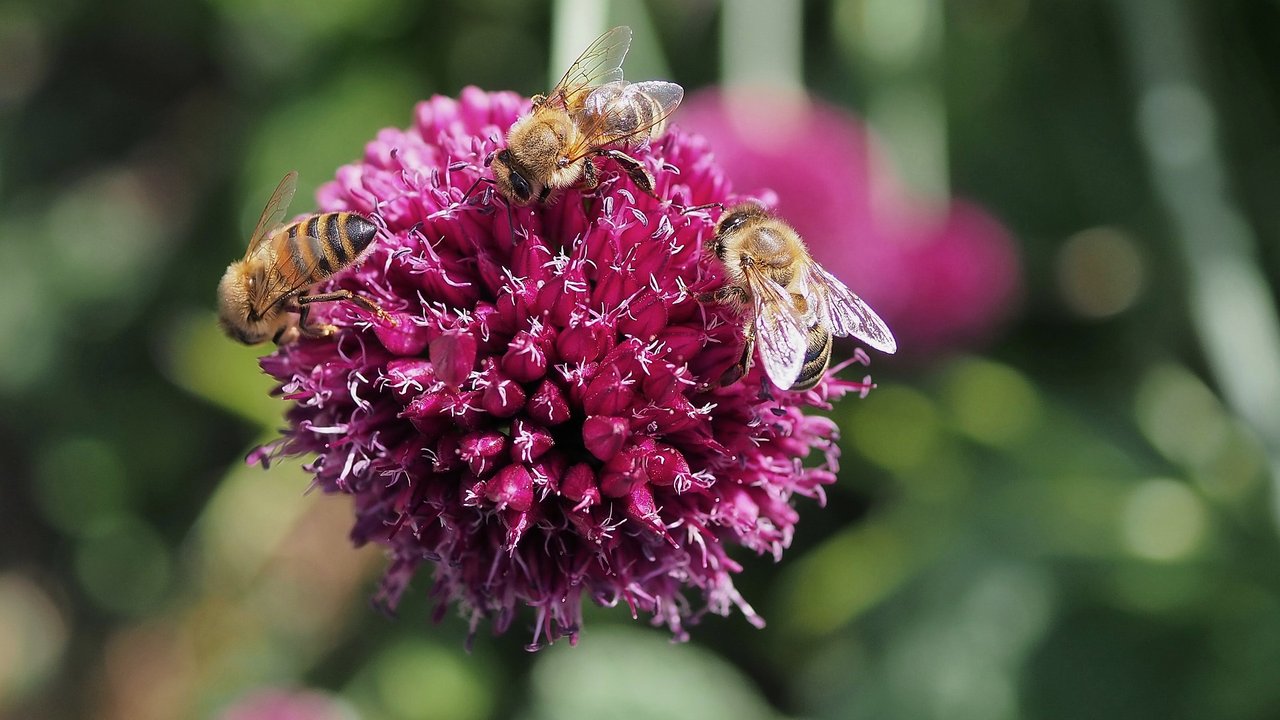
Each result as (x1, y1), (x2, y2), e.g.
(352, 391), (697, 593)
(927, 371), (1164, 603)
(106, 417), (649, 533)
(4, 0), (1280, 718)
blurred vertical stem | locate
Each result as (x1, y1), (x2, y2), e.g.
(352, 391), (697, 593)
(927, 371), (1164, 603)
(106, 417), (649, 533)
(721, 0), (803, 94)
(836, 0), (949, 210)
(1117, 0), (1280, 527)
(551, 0), (609, 87)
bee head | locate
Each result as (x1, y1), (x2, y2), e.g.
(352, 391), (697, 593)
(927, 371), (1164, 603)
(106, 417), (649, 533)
(492, 149), (536, 206)
(713, 204), (763, 262)
(217, 261), (280, 345)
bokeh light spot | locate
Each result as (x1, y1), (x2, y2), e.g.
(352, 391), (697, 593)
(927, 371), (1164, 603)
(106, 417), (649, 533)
(527, 628), (776, 720)
(1135, 364), (1229, 469)
(1055, 226), (1145, 318)
(33, 436), (129, 536)
(160, 310), (282, 428)
(1138, 82), (1214, 168)
(953, 0), (1029, 38)
(1122, 478), (1206, 562)
(364, 641), (491, 720)
(849, 385), (941, 471)
(850, 0), (933, 67)
(777, 520), (910, 636)
(0, 574), (67, 711)
(0, 237), (57, 394)
(195, 458), (314, 587)
(74, 516), (172, 614)
(941, 357), (1041, 445)
(45, 170), (166, 313)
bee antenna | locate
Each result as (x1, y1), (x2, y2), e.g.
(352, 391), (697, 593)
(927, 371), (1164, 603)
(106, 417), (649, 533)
(677, 201), (724, 216)
(459, 176), (496, 205)
(505, 201), (519, 245)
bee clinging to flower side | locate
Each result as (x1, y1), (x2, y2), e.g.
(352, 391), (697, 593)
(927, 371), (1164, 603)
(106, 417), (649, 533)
(490, 25), (684, 206)
(709, 203), (897, 391)
(217, 170), (391, 345)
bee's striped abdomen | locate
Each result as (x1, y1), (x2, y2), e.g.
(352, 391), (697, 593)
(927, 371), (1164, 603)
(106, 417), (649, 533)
(790, 324), (833, 391)
(283, 212), (378, 283)
(587, 83), (668, 147)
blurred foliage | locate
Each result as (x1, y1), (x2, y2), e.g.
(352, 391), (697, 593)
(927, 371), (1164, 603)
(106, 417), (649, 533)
(3, 0), (1280, 719)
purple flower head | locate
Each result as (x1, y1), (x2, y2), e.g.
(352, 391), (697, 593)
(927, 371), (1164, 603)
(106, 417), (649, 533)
(679, 88), (1022, 357)
(253, 87), (871, 647)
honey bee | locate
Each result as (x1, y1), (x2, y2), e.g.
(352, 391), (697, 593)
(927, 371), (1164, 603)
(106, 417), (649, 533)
(217, 170), (390, 345)
(490, 25), (684, 205)
(709, 203), (897, 391)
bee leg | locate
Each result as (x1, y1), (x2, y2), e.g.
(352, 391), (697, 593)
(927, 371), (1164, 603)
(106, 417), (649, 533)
(599, 150), (656, 197)
(295, 303), (337, 339)
(274, 325), (302, 345)
(530, 94), (547, 109)
(581, 157), (599, 190)
(720, 323), (756, 387)
(696, 285), (749, 306)
(299, 290), (396, 325)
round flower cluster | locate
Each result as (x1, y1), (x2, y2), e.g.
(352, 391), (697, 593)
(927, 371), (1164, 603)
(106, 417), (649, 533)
(253, 87), (870, 646)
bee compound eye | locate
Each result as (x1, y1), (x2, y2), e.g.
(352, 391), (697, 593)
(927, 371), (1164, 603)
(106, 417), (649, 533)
(509, 170), (533, 203)
(717, 212), (749, 237)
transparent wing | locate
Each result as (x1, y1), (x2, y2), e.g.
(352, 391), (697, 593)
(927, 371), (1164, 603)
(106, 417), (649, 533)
(246, 170), (298, 259)
(547, 25), (632, 112)
(744, 266), (807, 389)
(566, 81), (684, 161)
(807, 263), (898, 354)
(258, 235), (327, 312)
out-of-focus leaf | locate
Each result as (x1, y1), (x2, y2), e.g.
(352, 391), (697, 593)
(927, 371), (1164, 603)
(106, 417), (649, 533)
(158, 309), (281, 428)
(523, 627), (782, 720)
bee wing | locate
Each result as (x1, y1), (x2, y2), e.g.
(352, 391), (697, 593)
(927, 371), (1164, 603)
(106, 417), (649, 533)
(258, 235), (329, 312)
(565, 80), (684, 161)
(246, 170), (298, 259)
(806, 263), (898, 354)
(743, 265), (808, 389)
(546, 26), (632, 112)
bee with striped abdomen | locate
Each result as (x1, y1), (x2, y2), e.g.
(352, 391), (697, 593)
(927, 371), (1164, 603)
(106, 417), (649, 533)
(490, 25), (684, 205)
(708, 203), (897, 391)
(217, 170), (391, 345)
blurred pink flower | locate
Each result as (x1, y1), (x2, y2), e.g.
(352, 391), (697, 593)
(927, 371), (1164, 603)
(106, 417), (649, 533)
(253, 88), (872, 647)
(678, 89), (1021, 357)
(217, 688), (354, 720)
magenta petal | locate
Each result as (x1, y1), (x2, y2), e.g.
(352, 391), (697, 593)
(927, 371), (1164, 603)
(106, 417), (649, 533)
(582, 365), (633, 416)
(511, 419), (554, 463)
(430, 328), (478, 388)
(625, 483), (673, 543)
(458, 430), (507, 477)
(383, 358), (436, 403)
(561, 462), (600, 510)
(487, 464), (534, 513)
(645, 443), (690, 487)
(582, 416), (629, 462)
(481, 376), (527, 417)
(526, 379), (570, 426)
(555, 322), (612, 364)
(617, 289), (668, 341)
(502, 331), (548, 382)
(375, 314), (432, 355)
